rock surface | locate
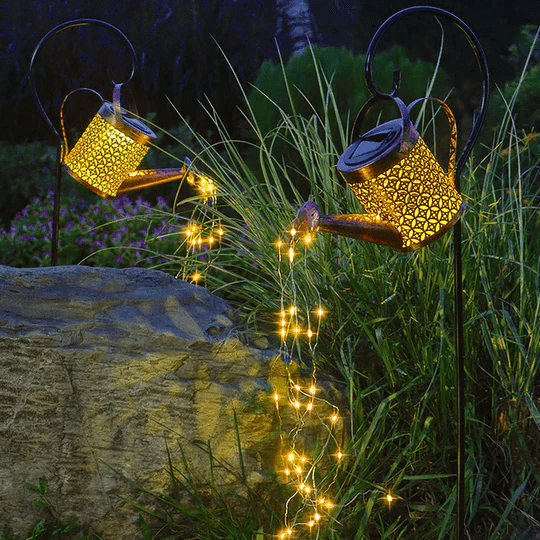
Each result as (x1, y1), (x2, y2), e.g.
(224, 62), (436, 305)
(0, 265), (310, 538)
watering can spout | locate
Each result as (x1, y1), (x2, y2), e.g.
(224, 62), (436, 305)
(61, 98), (209, 198)
(116, 162), (190, 195)
(296, 201), (403, 249)
(116, 159), (215, 197)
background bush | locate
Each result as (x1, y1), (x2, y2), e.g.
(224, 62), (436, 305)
(248, 44), (450, 139)
(0, 192), (185, 269)
(0, 142), (56, 229)
(483, 26), (540, 147)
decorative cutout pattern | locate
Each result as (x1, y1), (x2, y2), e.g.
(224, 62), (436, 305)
(64, 114), (148, 198)
(348, 137), (462, 249)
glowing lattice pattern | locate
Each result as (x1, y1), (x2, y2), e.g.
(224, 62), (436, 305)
(64, 113), (148, 198)
(349, 136), (463, 250)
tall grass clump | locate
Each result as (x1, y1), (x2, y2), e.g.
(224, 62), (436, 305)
(143, 36), (540, 538)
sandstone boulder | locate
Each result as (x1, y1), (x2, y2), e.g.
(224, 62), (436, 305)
(0, 266), (282, 537)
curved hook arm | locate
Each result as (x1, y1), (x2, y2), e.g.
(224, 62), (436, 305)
(364, 6), (490, 182)
(29, 18), (137, 148)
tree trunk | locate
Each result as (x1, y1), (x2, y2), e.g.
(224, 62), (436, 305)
(276, 0), (316, 56)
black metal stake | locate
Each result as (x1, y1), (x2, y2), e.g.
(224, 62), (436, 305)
(51, 143), (63, 266)
(454, 218), (465, 539)
(29, 19), (136, 266)
(363, 7), (490, 538)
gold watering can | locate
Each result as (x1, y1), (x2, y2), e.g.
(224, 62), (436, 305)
(29, 18), (215, 265)
(297, 95), (463, 251)
(61, 84), (192, 198)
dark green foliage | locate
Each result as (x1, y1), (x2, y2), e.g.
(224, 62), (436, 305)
(486, 64), (540, 141)
(248, 45), (450, 140)
(0, 142), (56, 228)
(483, 26), (540, 144)
(506, 25), (540, 74)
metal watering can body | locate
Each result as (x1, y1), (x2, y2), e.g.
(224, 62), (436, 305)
(62, 95), (189, 199)
(298, 96), (464, 251)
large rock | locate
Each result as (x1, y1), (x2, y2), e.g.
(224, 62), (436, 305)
(0, 265), (344, 538)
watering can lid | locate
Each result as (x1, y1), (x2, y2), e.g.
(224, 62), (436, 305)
(338, 119), (404, 173)
(98, 101), (156, 145)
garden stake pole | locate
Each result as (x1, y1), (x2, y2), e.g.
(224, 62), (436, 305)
(454, 207), (465, 539)
(29, 19), (136, 266)
(363, 7), (490, 538)
(296, 6), (490, 538)
(51, 144), (63, 267)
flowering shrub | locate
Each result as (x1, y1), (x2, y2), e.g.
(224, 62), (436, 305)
(0, 191), (185, 269)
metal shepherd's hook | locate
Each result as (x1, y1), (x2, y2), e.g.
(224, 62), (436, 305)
(29, 19), (136, 266)
(364, 8), (490, 540)
(296, 7), (490, 539)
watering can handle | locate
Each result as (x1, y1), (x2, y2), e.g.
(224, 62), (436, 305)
(351, 95), (415, 153)
(29, 19), (137, 150)
(408, 97), (458, 187)
(59, 87), (104, 160)
(112, 83), (124, 126)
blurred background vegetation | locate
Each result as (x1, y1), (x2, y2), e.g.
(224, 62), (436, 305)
(1, 0), (538, 142)
(0, 0), (538, 235)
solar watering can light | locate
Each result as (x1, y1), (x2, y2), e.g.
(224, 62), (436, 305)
(296, 6), (489, 539)
(29, 19), (194, 265)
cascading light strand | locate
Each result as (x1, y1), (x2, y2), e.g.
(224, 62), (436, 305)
(273, 219), (345, 536)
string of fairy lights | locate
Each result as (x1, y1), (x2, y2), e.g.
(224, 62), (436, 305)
(175, 164), (224, 284)
(177, 169), (399, 536)
(273, 225), (345, 538)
